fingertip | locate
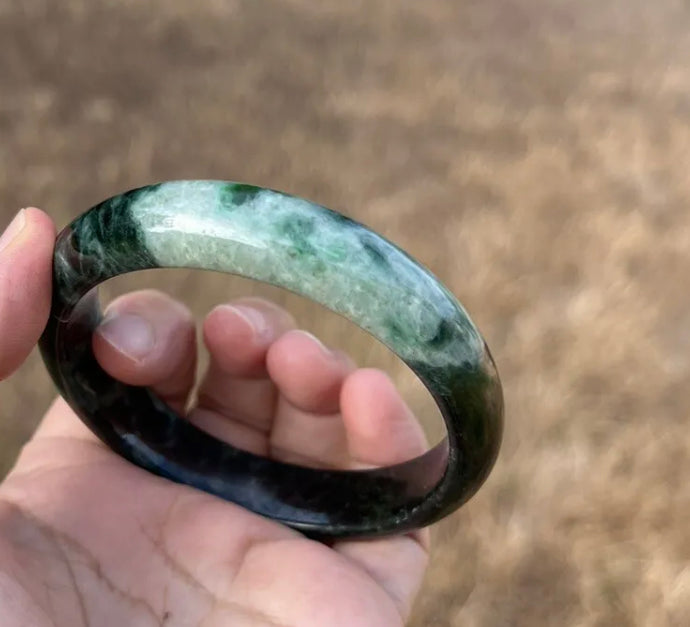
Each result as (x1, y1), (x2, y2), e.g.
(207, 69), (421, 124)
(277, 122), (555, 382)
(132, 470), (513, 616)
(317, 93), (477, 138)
(0, 208), (57, 259)
(202, 298), (296, 378)
(23, 207), (57, 236)
(266, 330), (353, 413)
(340, 368), (427, 467)
(202, 304), (269, 377)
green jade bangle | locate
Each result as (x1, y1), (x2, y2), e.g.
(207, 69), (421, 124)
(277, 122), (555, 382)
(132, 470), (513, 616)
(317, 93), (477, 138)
(39, 181), (503, 538)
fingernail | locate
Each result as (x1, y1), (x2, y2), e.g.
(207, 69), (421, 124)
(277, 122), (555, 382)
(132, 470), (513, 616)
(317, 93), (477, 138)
(294, 330), (332, 357)
(223, 305), (271, 341)
(97, 313), (156, 361)
(0, 209), (26, 254)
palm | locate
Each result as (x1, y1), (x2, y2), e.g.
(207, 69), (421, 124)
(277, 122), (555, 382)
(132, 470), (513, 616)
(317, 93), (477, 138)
(0, 293), (428, 627)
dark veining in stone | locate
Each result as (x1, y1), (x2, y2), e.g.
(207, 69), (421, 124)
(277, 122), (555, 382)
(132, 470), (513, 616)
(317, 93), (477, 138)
(282, 215), (317, 259)
(359, 232), (391, 268)
(427, 318), (456, 349)
(53, 185), (160, 307)
(226, 182), (262, 206)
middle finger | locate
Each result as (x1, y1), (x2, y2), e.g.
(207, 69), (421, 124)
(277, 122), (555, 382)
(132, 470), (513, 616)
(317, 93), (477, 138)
(190, 298), (296, 454)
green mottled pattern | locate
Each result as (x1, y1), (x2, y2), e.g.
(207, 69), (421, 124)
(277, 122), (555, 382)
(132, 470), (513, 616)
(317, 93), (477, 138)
(42, 179), (502, 536)
(129, 180), (484, 369)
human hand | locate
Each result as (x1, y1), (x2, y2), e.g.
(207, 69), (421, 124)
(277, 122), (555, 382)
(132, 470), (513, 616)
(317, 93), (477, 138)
(0, 208), (429, 627)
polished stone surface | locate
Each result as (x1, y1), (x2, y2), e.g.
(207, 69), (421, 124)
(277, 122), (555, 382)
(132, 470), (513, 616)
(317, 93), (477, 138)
(40, 181), (503, 538)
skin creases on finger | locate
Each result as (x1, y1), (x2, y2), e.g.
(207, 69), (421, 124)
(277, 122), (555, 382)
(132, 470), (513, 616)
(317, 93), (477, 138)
(268, 400), (349, 469)
(189, 298), (297, 447)
(264, 330), (355, 467)
(195, 315), (356, 467)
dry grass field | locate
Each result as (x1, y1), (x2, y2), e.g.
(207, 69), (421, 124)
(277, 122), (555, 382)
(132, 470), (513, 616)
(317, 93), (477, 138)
(2, 0), (690, 624)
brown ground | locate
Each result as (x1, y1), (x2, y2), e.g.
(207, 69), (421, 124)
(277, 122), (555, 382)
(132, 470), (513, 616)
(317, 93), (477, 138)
(2, 0), (690, 624)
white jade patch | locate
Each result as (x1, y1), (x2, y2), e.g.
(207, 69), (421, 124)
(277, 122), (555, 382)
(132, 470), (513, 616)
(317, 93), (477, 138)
(131, 180), (483, 368)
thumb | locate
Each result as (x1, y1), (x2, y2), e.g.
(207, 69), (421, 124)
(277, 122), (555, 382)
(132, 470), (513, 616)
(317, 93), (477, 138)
(0, 208), (56, 380)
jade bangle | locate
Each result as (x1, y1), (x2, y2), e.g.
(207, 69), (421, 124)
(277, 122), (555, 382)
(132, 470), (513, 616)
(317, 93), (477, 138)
(39, 180), (503, 538)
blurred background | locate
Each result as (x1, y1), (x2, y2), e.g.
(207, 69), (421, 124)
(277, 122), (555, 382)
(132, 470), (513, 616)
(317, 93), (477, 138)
(1, 0), (689, 624)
